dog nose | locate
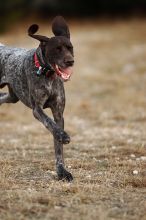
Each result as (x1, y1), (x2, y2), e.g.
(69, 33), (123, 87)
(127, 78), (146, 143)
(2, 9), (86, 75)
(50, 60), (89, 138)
(65, 60), (74, 66)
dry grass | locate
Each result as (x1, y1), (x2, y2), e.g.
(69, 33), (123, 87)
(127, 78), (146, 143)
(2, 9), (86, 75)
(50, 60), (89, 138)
(0, 19), (146, 220)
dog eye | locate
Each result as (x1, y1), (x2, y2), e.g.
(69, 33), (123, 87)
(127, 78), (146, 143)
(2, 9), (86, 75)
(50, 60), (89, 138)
(67, 46), (73, 50)
(56, 46), (62, 51)
(67, 46), (73, 53)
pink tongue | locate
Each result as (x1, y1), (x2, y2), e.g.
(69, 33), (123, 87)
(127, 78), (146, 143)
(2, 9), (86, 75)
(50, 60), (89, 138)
(61, 66), (73, 75)
(54, 64), (73, 80)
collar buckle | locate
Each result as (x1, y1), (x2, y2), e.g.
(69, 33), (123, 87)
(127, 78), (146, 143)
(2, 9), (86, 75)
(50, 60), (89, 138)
(34, 52), (55, 77)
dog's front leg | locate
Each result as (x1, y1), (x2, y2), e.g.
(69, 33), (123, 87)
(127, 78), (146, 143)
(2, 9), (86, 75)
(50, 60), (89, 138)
(33, 105), (70, 144)
(52, 108), (73, 182)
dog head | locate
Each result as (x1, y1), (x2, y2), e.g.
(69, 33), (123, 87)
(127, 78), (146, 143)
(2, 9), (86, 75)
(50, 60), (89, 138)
(28, 16), (74, 81)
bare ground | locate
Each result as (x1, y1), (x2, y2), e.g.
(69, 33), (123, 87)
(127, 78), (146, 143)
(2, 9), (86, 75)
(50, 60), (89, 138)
(0, 19), (146, 220)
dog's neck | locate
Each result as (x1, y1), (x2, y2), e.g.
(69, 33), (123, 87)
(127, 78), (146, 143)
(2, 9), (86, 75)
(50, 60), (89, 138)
(36, 47), (45, 65)
(34, 47), (55, 77)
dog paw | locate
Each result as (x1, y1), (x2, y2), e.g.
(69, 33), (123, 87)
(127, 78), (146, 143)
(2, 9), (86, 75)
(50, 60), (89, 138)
(55, 129), (70, 144)
(57, 164), (73, 182)
(61, 131), (70, 144)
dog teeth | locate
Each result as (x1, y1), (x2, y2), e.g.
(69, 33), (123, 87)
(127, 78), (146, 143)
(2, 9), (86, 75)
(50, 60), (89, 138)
(54, 64), (72, 81)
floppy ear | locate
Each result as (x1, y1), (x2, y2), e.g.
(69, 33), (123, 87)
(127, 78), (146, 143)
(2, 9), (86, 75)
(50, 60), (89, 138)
(52, 16), (70, 39)
(28, 24), (49, 42)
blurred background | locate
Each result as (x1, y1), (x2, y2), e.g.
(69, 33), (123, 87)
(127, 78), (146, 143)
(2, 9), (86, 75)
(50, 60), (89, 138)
(1, 0), (146, 120)
(1, 0), (146, 32)
(1, 2), (146, 220)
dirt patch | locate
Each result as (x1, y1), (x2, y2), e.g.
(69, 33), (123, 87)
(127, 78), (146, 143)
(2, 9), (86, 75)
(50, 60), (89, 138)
(0, 19), (146, 220)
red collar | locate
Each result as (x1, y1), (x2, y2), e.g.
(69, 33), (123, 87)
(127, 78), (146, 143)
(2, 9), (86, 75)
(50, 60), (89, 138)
(34, 52), (55, 77)
(34, 52), (41, 68)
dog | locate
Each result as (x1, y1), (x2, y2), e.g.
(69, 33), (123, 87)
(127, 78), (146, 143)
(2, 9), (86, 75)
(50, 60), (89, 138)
(0, 16), (74, 181)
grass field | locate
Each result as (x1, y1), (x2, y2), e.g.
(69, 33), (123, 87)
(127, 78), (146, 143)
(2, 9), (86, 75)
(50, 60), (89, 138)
(0, 19), (146, 220)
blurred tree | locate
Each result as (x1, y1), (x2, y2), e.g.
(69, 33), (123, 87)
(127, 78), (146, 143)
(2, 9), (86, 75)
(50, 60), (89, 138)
(0, 0), (146, 32)
(0, 0), (30, 32)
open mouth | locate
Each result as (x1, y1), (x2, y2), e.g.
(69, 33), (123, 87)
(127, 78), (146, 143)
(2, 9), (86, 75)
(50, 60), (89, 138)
(54, 64), (73, 81)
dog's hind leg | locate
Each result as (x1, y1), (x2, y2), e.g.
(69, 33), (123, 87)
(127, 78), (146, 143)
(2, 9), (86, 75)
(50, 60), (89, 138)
(0, 85), (19, 105)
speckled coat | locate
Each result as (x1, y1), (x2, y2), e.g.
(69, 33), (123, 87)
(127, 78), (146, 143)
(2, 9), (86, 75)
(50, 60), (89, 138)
(0, 46), (64, 109)
(0, 16), (74, 181)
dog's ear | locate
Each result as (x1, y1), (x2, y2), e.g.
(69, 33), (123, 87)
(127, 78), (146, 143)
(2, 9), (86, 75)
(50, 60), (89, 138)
(28, 24), (49, 42)
(52, 16), (70, 39)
